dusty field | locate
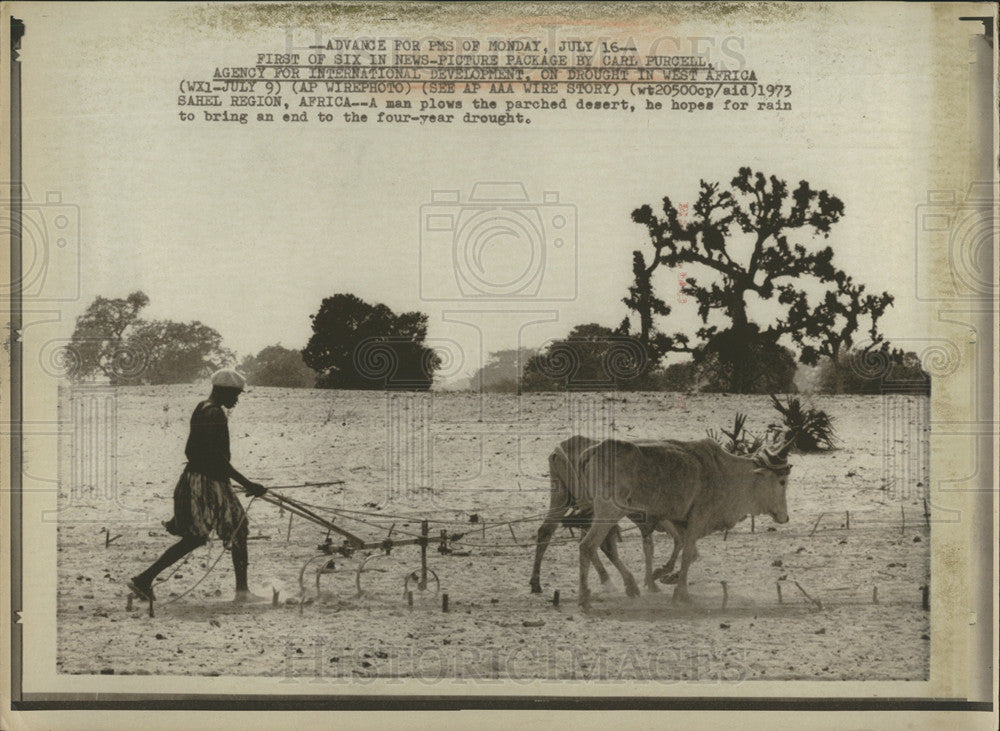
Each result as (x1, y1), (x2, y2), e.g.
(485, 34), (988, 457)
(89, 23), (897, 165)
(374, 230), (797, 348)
(56, 387), (930, 681)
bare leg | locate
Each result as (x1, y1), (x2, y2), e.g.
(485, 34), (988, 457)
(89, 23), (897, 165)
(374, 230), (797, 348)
(231, 522), (250, 592)
(578, 520), (616, 609)
(530, 477), (570, 594)
(652, 540), (681, 583)
(673, 539), (699, 604)
(652, 519), (683, 583)
(642, 527), (659, 592)
(130, 534), (207, 600)
(231, 523), (265, 603)
(594, 527), (619, 585)
(600, 520), (640, 598)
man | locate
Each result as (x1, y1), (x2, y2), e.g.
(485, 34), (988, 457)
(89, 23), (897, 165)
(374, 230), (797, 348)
(128, 368), (268, 604)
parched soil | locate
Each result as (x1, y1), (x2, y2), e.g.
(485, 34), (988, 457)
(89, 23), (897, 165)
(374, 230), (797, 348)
(56, 388), (930, 681)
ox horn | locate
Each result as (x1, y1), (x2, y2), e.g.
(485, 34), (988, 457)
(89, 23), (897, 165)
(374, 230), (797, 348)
(774, 430), (798, 458)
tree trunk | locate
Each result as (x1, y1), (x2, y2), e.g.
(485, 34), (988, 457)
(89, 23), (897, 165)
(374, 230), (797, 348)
(726, 289), (751, 392)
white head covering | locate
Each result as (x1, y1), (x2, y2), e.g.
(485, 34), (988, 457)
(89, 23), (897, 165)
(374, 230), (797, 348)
(211, 368), (246, 390)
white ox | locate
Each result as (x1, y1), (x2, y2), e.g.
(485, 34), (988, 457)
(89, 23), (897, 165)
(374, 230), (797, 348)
(531, 435), (681, 595)
(576, 435), (793, 607)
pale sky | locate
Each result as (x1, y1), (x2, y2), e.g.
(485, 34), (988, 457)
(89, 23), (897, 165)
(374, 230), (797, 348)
(15, 2), (982, 384)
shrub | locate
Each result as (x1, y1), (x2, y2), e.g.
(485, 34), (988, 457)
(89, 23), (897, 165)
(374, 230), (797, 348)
(706, 412), (766, 456)
(240, 345), (316, 388)
(652, 361), (697, 392)
(769, 394), (836, 451)
(818, 348), (930, 395)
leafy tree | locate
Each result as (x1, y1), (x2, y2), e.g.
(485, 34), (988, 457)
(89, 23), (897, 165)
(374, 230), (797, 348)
(628, 168), (895, 392)
(302, 294), (440, 390)
(120, 319), (233, 385)
(68, 291), (232, 384)
(469, 348), (535, 393)
(521, 323), (647, 391)
(68, 290), (149, 381)
(240, 345), (316, 388)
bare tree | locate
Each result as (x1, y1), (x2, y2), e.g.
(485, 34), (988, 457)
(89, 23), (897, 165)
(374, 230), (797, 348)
(627, 167), (895, 391)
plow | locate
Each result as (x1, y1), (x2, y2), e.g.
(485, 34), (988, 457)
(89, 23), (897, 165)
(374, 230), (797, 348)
(253, 487), (450, 605)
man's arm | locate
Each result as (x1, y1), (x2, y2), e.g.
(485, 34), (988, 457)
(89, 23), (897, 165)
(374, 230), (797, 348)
(227, 463), (266, 497)
(201, 405), (266, 497)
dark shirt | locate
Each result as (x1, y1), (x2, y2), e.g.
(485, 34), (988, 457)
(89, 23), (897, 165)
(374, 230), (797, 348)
(184, 400), (231, 480)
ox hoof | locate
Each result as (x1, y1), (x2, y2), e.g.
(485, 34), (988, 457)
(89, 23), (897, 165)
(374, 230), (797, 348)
(651, 566), (676, 582)
(529, 582), (542, 595)
(646, 581), (661, 594)
(625, 583), (641, 598)
(672, 588), (692, 604)
(657, 572), (680, 585)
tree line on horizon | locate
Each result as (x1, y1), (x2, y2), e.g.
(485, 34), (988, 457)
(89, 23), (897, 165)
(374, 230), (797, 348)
(66, 168), (930, 395)
(65, 291), (438, 390)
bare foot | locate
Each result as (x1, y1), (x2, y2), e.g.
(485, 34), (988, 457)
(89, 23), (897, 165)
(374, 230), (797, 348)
(234, 590), (268, 604)
(127, 578), (155, 602)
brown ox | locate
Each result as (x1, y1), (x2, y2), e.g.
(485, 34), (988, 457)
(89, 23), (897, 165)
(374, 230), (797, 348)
(531, 435), (681, 595)
(576, 436), (793, 607)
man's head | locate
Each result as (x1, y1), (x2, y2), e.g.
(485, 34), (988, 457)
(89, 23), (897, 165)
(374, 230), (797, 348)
(210, 369), (246, 408)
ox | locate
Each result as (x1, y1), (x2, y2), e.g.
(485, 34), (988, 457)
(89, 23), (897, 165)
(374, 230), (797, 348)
(576, 435), (793, 607)
(531, 435), (681, 595)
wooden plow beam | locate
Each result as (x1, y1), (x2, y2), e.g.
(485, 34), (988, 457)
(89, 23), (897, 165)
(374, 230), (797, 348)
(258, 488), (448, 553)
(255, 490), (367, 550)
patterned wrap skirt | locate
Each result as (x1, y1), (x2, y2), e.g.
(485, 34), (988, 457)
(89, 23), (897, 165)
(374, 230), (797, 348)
(164, 467), (247, 546)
